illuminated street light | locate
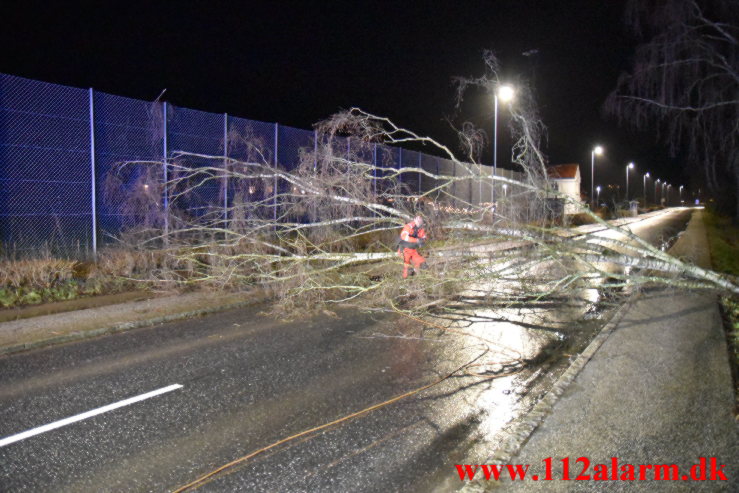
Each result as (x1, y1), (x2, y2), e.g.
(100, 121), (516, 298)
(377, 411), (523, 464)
(643, 172), (650, 206)
(493, 84), (515, 208)
(655, 178), (660, 204)
(591, 145), (604, 208)
(679, 185), (684, 203)
(625, 162), (635, 201)
(660, 180), (667, 201)
(596, 185), (601, 205)
(498, 85), (515, 102)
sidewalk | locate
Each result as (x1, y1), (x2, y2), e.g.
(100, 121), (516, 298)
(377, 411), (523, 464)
(0, 289), (265, 356)
(463, 209), (738, 491)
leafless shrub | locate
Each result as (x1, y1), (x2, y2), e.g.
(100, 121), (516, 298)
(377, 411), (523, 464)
(0, 258), (76, 290)
(102, 162), (166, 234)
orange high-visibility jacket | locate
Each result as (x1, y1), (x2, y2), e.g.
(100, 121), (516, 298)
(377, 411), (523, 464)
(399, 221), (426, 249)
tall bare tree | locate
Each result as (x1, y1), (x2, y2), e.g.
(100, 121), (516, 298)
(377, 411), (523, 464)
(606, 0), (739, 220)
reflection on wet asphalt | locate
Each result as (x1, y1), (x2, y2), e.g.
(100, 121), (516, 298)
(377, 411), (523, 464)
(0, 209), (694, 492)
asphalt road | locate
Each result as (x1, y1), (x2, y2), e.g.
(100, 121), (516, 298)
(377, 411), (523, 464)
(0, 209), (694, 492)
(1, 301), (541, 492)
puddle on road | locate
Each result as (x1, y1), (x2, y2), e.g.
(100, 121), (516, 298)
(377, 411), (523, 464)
(368, 285), (615, 493)
(407, 290), (610, 485)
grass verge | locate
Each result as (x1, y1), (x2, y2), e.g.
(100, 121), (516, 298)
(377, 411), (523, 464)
(703, 208), (739, 416)
(0, 252), (151, 310)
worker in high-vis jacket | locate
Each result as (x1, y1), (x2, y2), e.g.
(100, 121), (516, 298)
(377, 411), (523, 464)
(398, 215), (427, 278)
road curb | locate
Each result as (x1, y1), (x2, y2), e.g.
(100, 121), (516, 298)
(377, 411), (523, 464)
(0, 291), (267, 358)
(459, 293), (637, 492)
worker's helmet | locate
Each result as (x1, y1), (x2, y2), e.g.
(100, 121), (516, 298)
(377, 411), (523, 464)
(414, 215), (424, 226)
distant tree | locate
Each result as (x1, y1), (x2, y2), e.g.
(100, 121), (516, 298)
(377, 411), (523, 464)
(606, 0), (739, 220)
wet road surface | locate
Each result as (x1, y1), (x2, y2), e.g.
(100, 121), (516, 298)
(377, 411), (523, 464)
(0, 209), (693, 492)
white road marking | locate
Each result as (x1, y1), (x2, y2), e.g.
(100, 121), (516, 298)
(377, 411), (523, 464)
(0, 383), (183, 448)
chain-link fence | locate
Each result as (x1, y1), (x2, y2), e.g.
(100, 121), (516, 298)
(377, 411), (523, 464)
(0, 72), (525, 259)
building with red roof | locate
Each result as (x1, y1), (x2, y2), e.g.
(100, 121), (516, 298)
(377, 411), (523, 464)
(548, 164), (582, 214)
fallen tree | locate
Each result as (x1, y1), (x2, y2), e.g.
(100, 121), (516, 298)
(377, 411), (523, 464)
(104, 55), (738, 320)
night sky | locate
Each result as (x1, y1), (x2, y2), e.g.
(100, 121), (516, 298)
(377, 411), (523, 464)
(1, 0), (687, 198)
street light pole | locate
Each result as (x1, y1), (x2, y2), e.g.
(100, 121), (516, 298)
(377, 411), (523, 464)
(643, 172), (650, 206)
(679, 185), (684, 203)
(660, 181), (667, 204)
(625, 162), (634, 202)
(493, 85), (514, 208)
(493, 94), (498, 207)
(596, 185), (601, 205)
(591, 145), (603, 208)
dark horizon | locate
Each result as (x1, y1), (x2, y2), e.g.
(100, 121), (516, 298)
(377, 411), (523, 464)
(0, 0), (693, 200)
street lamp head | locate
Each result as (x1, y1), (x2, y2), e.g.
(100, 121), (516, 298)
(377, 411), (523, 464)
(656, 178), (660, 183)
(497, 84), (515, 102)
(628, 162), (634, 169)
(596, 186), (601, 192)
(593, 145), (604, 156)
(645, 172), (650, 177)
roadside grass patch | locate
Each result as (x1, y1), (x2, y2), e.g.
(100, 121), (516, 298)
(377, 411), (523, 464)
(703, 210), (739, 277)
(704, 208), (739, 416)
(720, 295), (739, 417)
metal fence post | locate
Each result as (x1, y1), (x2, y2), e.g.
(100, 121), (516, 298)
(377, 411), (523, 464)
(477, 164), (482, 207)
(452, 160), (456, 207)
(436, 157), (440, 203)
(398, 148), (402, 185)
(88, 88), (97, 260)
(373, 143), (377, 197)
(273, 123), (278, 224)
(163, 102), (169, 240)
(417, 153), (422, 195)
(223, 113), (228, 225)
